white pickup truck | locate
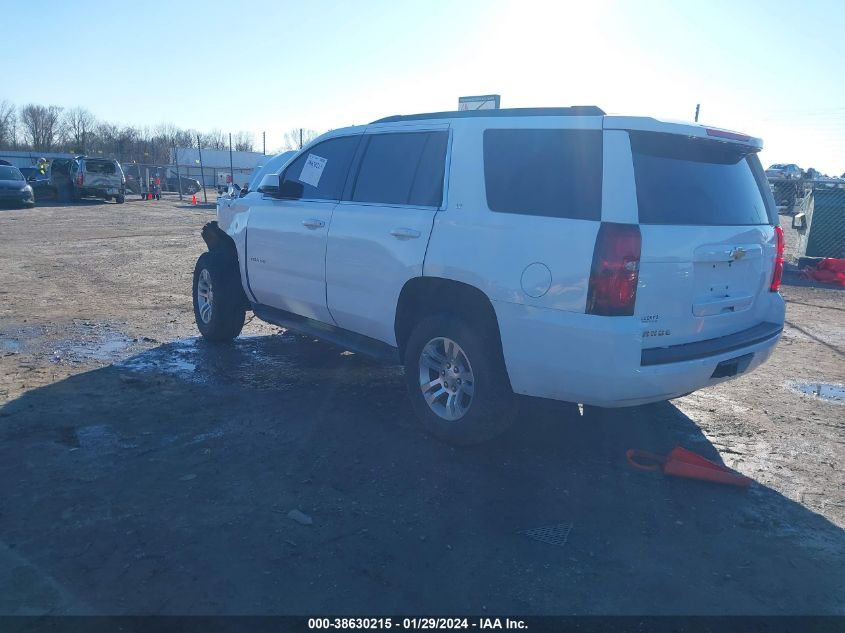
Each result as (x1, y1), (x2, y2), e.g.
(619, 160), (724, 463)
(194, 106), (785, 444)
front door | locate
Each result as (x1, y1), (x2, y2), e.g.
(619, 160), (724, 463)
(246, 134), (361, 324)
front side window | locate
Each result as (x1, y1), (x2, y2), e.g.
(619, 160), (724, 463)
(483, 129), (603, 220)
(280, 136), (360, 201)
(351, 131), (448, 207)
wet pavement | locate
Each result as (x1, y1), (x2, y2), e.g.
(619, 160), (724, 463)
(0, 198), (843, 615)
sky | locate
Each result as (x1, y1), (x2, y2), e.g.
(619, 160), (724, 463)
(2, 0), (844, 174)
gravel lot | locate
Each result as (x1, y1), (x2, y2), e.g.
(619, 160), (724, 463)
(0, 196), (843, 615)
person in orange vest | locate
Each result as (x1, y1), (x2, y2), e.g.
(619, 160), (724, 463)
(153, 175), (162, 200)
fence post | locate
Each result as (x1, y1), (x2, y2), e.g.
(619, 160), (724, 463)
(229, 133), (235, 191)
(173, 144), (183, 201)
(197, 134), (208, 204)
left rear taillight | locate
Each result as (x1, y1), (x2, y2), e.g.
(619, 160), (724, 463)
(75, 172), (83, 186)
(586, 223), (642, 316)
(770, 225), (785, 292)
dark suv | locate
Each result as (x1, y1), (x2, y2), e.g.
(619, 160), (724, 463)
(165, 175), (201, 194)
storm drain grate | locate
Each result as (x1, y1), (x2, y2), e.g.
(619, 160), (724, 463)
(520, 522), (573, 547)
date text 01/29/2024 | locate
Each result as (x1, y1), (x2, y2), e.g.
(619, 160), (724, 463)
(307, 618), (528, 630)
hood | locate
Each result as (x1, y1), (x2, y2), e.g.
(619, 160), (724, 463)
(0, 179), (27, 188)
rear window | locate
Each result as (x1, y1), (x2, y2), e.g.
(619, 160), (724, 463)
(483, 129), (602, 220)
(631, 132), (774, 226)
(85, 160), (117, 175)
(0, 166), (23, 180)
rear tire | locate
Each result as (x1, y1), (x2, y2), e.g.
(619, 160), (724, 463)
(404, 314), (516, 445)
(115, 194), (125, 204)
(192, 251), (246, 342)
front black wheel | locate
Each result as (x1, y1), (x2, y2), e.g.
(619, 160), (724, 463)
(192, 251), (246, 341)
(404, 314), (516, 445)
(115, 194), (125, 204)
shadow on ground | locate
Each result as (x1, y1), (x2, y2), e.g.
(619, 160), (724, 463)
(1, 333), (843, 615)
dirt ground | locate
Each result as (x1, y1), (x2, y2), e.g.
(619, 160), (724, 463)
(0, 196), (843, 616)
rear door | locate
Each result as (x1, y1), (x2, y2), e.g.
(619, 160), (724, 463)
(623, 129), (779, 348)
(325, 125), (450, 345)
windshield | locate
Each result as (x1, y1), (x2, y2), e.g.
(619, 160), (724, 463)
(0, 166), (24, 180)
(631, 132), (775, 226)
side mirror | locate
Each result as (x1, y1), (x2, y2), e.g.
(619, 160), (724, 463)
(257, 174), (281, 197)
(792, 213), (806, 230)
(278, 178), (304, 199)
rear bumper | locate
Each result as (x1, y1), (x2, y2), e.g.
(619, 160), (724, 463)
(494, 300), (784, 408)
(641, 321), (782, 366)
(77, 187), (123, 198)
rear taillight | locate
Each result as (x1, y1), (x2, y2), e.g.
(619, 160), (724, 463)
(770, 225), (785, 292)
(75, 172), (83, 186)
(586, 223), (642, 316)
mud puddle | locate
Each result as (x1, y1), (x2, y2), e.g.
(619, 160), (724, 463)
(117, 333), (403, 390)
(789, 382), (845, 404)
(0, 321), (143, 365)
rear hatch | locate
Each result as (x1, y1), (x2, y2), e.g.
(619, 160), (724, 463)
(628, 130), (779, 350)
(83, 159), (122, 189)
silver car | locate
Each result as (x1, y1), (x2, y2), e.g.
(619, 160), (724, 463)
(69, 157), (126, 203)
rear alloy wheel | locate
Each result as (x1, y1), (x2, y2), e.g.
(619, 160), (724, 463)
(418, 337), (475, 421)
(192, 251), (246, 341)
(404, 314), (516, 445)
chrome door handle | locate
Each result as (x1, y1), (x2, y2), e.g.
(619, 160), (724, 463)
(302, 218), (325, 229)
(390, 227), (421, 240)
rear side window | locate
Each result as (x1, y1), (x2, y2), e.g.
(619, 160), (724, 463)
(85, 160), (117, 175)
(631, 132), (773, 226)
(351, 131), (448, 207)
(281, 135), (360, 201)
(483, 129), (602, 220)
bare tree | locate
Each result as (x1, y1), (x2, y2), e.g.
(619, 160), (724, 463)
(233, 131), (255, 152)
(200, 128), (226, 150)
(0, 100), (15, 149)
(63, 107), (96, 154)
(19, 104), (63, 151)
(282, 128), (319, 150)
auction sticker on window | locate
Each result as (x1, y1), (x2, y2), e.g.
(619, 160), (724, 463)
(299, 154), (328, 188)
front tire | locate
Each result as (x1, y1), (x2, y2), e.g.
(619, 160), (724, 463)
(115, 194), (125, 204)
(404, 314), (516, 445)
(192, 251), (246, 341)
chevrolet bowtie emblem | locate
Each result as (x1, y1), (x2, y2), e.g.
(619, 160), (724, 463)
(730, 247), (746, 261)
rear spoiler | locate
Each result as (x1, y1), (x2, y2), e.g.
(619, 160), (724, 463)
(604, 116), (763, 150)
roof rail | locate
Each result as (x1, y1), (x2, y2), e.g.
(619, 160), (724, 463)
(371, 106), (605, 124)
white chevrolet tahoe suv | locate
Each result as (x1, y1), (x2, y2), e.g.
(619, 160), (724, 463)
(193, 106), (785, 445)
